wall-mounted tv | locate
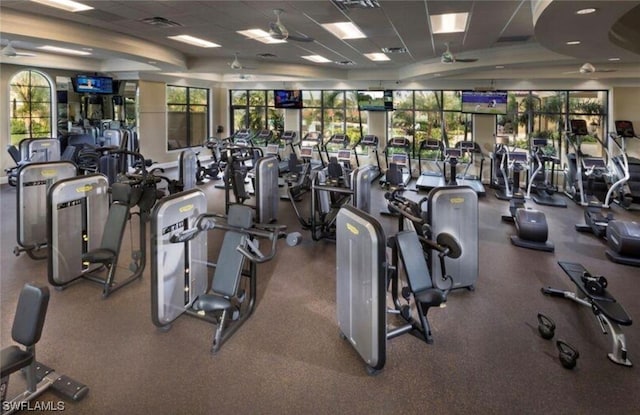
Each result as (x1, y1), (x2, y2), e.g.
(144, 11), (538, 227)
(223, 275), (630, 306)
(461, 90), (508, 115)
(274, 89), (303, 108)
(73, 75), (114, 94)
(358, 90), (394, 111)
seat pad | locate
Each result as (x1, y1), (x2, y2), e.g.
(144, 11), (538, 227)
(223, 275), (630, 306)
(82, 248), (116, 263)
(1, 345), (33, 378)
(415, 288), (445, 308)
(192, 294), (231, 312)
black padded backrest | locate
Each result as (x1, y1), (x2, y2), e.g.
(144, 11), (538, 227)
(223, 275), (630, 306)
(99, 154), (119, 185)
(12, 283), (50, 347)
(111, 182), (132, 204)
(99, 202), (129, 254)
(227, 204), (254, 229)
(61, 145), (78, 161)
(211, 231), (247, 297)
(328, 158), (343, 178)
(7, 145), (21, 164)
(68, 134), (97, 147)
(396, 230), (433, 294)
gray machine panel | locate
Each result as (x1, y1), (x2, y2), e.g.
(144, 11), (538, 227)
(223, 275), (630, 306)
(28, 138), (61, 162)
(179, 149), (198, 191)
(151, 189), (208, 327)
(17, 162), (77, 249)
(48, 174), (109, 284)
(255, 155), (279, 224)
(351, 165), (373, 214)
(336, 205), (386, 371)
(102, 129), (122, 147)
(428, 186), (479, 290)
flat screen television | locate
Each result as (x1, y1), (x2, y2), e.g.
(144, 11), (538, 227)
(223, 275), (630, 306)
(274, 90), (303, 108)
(461, 90), (507, 115)
(358, 90), (394, 111)
(73, 75), (114, 94)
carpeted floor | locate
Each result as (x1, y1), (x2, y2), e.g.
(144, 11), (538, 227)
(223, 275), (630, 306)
(1, 174), (639, 415)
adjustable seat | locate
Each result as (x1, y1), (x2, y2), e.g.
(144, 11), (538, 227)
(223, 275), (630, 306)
(1, 283), (50, 395)
(395, 230), (448, 343)
(81, 183), (131, 298)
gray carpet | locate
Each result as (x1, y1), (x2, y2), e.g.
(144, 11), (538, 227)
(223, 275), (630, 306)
(1, 177), (639, 415)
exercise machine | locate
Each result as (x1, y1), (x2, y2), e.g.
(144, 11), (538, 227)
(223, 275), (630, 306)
(14, 161), (78, 259)
(353, 134), (382, 181)
(1, 283), (89, 414)
(336, 205), (459, 374)
(495, 147), (528, 201)
(415, 139), (444, 191)
(526, 137), (567, 207)
(607, 120), (640, 209)
(605, 220), (640, 267)
(542, 262), (632, 366)
(455, 141), (486, 196)
(299, 131), (325, 169)
(380, 137), (412, 188)
(150, 190), (300, 353)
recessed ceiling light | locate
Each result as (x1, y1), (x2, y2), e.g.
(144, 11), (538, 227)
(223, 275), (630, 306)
(321, 22), (366, 39)
(38, 45), (92, 55)
(608, 57), (621, 61)
(302, 55), (331, 63)
(30, 0), (93, 12)
(430, 12), (469, 34)
(566, 40), (581, 45)
(237, 29), (287, 44)
(167, 35), (220, 48)
(576, 8), (597, 15)
(381, 47), (407, 54)
(495, 65), (505, 69)
(364, 53), (390, 61)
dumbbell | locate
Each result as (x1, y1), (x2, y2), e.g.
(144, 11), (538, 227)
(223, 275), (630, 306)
(581, 271), (607, 296)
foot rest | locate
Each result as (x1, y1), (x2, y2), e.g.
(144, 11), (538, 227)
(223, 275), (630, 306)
(35, 362), (89, 401)
(557, 262), (632, 326)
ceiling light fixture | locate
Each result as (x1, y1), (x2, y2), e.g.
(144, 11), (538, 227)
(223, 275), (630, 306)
(364, 53), (390, 61)
(576, 8), (597, 15)
(430, 12), (469, 34)
(167, 35), (220, 48)
(237, 29), (287, 44)
(38, 45), (92, 55)
(566, 40), (581, 45)
(321, 22), (366, 39)
(381, 47), (407, 54)
(302, 55), (331, 63)
(30, 0), (93, 12)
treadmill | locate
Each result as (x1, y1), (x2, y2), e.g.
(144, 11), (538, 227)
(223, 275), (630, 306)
(300, 131), (325, 170)
(455, 141), (486, 196)
(353, 134), (382, 182)
(324, 133), (352, 170)
(416, 139), (444, 191)
(527, 137), (567, 207)
(380, 137), (412, 188)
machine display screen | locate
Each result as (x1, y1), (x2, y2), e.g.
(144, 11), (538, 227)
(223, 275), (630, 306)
(362, 135), (378, 145)
(510, 152), (528, 162)
(615, 120), (635, 138)
(570, 119), (588, 136)
(532, 138), (547, 147)
(445, 149), (461, 158)
(583, 157), (606, 168)
(337, 150), (352, 160)
(266, 144), (280, 155)
(391, 154), (408, 165)
(300, 147), (313, 157)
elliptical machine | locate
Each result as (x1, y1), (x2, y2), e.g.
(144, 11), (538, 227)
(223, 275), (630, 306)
(526, 137), (567, 207)
(500, 148), (554, 252)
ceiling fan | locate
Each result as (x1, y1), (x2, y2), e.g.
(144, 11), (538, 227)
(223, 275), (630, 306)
(1, 41), (36, 58)
(269, 9), (314, 42)
(563, 62), (616, 75)
(229, 53), (256, 70)
(441, 42), (478, 64)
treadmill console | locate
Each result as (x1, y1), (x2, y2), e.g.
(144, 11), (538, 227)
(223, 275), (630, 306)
(281, 131), (297, 142)
(337, 149), (352, 162)
(458, 141), (475, 151)
(445, 148), (462, 158)
(303, 132), (321, 143)
(391, 154), (408, 166)
(422, 139), (440, 149)
(362, 135), (378, 145)
(615, 120), (636, 138)
(570, 119), (588, 136)
(583, 157), (606, 169)
(330, 134), (348, 144)
(300, 147), (313, 158)
(389, 137), (409, 148)
(234, 129), (252, 140)
(532, 138), (547, 147)
(266, 144), (280, 155)
(510, 152), (528, 163)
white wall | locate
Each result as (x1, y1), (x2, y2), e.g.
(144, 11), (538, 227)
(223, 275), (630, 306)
(612, 87), (640, 159)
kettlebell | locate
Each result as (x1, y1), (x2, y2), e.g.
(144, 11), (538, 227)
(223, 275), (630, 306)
(537, 313), (555, 340)
(556, 340), (579, 369)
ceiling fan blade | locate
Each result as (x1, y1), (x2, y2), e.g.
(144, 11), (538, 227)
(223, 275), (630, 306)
(287, 33), (314, 43)
(455, 58), (478, 63)
(595, 69), (616, 73)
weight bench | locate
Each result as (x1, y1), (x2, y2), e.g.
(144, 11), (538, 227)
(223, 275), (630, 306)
(1, 283), (88, 414)
(393, 230), (449, 344)
(541, 261), (632, 366)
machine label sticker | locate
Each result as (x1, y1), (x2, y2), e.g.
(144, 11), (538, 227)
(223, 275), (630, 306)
(57, 198), (83, 210)
(346, 223), (359, 235)
(450, 197), (465, 204)
(76, 185), (93, 193)
(179, 204), (194, 213)
(41, 169), (57, 177)
(24, 180), (47, 187)
(163, 221), (185, 235)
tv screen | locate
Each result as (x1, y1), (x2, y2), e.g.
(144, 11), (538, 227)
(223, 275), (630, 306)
(358, 90), (394, 111)
(461, 90), (507, 115)
(74, 75), (114, 94)
(274, 90), (302, 108)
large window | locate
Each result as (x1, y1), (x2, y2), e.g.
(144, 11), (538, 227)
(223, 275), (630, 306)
(230, 90), (284, 138)
(9, 70), (52, 145)
(167, 85), (209, 150)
